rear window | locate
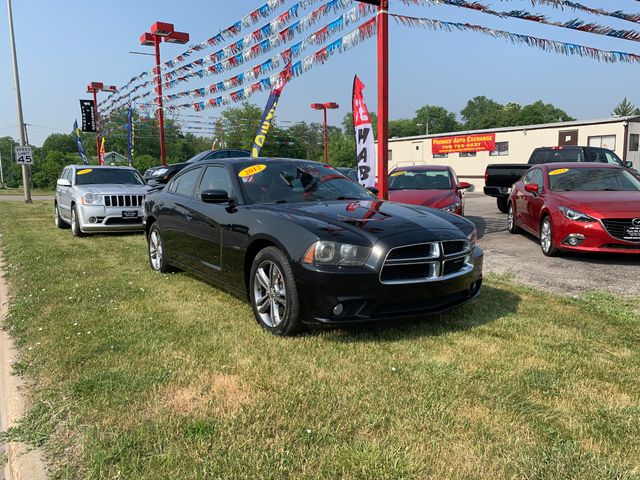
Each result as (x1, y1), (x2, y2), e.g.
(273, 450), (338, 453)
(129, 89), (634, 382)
(530, 149), (583, 164)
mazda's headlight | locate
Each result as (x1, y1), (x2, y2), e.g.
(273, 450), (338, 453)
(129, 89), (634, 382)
(440, 202), (461, 213)
(467, 228), (477, 248)
(559, 206), (596, 222)
(153, 168), (169, 177)
(81, 193), (103, 205)
(302, 241), (371, 266)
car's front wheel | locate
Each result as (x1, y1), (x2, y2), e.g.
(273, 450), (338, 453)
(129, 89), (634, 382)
(148, 224), (172, 273)
(70, 205), (85, 237)
(540, 216), (558, 257)
(54, 202), (69, 229)
(249, 247), (302, 336)
(507, 202), (520, 234)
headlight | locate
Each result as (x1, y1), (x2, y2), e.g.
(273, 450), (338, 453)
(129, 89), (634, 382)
(153, 168), (169, 177)
(467, 228), (477, 248)
(559, 206), (596, 222)
(440, 202), (461, 213)
(81, 193), (103, 205)
(302, 241), (371, 266)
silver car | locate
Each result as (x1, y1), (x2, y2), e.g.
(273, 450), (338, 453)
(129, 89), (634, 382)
(54, 165), (150, 236)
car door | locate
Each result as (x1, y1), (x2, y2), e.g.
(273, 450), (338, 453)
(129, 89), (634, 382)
(524, 168), (546, 233)
(513, 170), (533, 228)
(58, 168), (73, 220)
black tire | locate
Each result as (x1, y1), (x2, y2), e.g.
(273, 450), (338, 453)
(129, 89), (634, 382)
(507, 202), (520, 234)
(70, 205), (85, 237)
(249, 247), (303, 336)
(540, 216), (559, 257)
(54, 202), (69, 229)
(147, 224), (173, 273)
(496, 197), (509, 214)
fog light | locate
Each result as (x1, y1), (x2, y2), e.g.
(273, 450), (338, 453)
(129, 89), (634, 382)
(89, 216), (97, 223)
(332, 303), (344, 316)
(562, 234), (585, 246)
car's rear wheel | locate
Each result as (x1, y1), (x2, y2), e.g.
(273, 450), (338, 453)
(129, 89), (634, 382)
(54, 202), (69, 229)
(148, 224), (172, 273)
(497, 197), (509, 214)
(71, 205), (85, 237)
(540, 216), (558, 257)
(250, 247), (302, 336)
(507, 202), (520, 234)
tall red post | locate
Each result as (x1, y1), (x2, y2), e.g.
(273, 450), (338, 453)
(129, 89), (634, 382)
(377, 0), (389, 199)
(154, 36), (167, 166)
(323, 107), (328, 164)
(92, 89), (100, 161)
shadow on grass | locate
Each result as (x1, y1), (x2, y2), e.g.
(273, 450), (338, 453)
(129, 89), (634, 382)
(317, 284), (520, 343)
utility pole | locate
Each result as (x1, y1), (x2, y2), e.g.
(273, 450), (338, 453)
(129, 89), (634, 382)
(0, 148), (5, 188)
(6, 0), (31, 203)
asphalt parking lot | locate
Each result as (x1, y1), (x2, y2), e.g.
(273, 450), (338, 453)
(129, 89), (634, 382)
(466, 193), (640, 298)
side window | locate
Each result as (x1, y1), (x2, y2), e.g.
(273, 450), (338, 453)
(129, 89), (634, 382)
(197, 165), (234, 197)
(60, 168), (67, 180)
(522, 170), (534, 184)
(532, 169), (544, 192)
(172, 168), (202, 197)
(604, 151), (623, 166)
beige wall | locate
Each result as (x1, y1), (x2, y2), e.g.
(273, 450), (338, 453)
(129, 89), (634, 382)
(386, 121), (636, 192)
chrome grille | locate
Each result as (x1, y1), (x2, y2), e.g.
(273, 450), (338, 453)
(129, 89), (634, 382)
(104, 194), (144, 208)
(601, 219), (640, 243)
(380, 241), (473, 285)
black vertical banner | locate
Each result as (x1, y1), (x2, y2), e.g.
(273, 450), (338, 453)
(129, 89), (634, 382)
(79, 100), (96, 132)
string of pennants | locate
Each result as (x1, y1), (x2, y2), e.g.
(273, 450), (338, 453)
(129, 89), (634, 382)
(392, 14), (640, 64)
(416, 0), (640, 42)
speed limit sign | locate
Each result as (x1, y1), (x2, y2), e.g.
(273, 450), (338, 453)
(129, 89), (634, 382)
(15, 145), (33, 165)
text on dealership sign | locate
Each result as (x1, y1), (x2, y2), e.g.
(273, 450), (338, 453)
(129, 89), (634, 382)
(432, 133), (496, 154)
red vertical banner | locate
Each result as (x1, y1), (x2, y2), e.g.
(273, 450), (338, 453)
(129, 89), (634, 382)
(352, 75), (376, 188)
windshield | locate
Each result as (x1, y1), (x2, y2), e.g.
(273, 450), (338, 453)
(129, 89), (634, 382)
(234, 161), (374, 204)
(75, 168), (144, 186)
(548, 167), (640, 192)
(389, 170), (452, 190)
(186, 151), (213, 164)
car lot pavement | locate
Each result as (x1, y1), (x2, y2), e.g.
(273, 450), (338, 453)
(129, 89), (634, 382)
(465, 193), (640, 297)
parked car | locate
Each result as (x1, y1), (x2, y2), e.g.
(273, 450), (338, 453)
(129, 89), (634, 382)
(484, 146), (634, 213)
(388, 166), (471, 215)
(55, 165), (150, 236)
(144, 157), (483, 335)
(336, 167), (358, 182)
(143, 149), (251, 185)
(507, 162), (640, 256)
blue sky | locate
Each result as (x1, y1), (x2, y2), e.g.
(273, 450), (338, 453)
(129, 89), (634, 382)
(1, 0), (639, 146)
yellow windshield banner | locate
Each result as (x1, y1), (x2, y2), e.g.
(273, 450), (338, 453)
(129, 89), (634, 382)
(238, 164), (266, 178)
(77, 169), (93, 175)
(390, 171), (406, 177)
(549, 168), (569, 176)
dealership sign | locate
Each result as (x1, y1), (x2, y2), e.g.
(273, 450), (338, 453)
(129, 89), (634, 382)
(432, 133), (496, 154)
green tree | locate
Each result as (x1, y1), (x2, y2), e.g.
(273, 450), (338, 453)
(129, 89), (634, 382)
(461, 96), (505, 130)
(612, 97), (640, 116)
(31, 151), (77, 188)
(327, 131), (355, 167)
(414, 105), (460, 134)
(518, 100), (574, 125)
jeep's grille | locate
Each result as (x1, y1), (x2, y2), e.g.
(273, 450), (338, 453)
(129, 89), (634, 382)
(380, 241), (473, 285)
(602, 219), (640, 243)
(104, 194), (144, 208)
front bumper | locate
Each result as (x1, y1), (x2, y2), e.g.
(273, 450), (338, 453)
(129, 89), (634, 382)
(552, 212), (640, 254)
(77, 204), (144, 233)
(294, 246), (483, 325)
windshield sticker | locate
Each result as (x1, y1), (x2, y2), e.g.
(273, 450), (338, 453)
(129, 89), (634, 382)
(77, 169), (93, 175)
(549, 168), (569, 176)
(238, 164), (266, 178)
(390, 171), (406, 177)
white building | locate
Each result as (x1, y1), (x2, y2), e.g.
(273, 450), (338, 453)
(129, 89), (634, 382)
(385, 116), (640, 192)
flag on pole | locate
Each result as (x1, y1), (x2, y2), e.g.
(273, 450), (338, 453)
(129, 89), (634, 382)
(73, 120), (88, 165)
(352, 75), (376, 188)
(251, 64), (291, 158)
(99, 137), (106, 165)
(126, 107), (135, 166)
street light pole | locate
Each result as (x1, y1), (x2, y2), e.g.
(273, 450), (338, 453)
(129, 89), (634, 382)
(6, 0), (31, 203)
(153, 35), (167, 166)
(311, 102), (339, 164)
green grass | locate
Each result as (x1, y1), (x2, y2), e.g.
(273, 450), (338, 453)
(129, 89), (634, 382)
(0, 187), (54, 196)
(0, 201), (639, 479)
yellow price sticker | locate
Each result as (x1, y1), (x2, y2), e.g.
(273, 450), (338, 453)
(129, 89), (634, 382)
(549, 168), (569, 176)
(77, 169), (93, 175)
(390, 171), (406, 177)
(238, 164), (267, 178)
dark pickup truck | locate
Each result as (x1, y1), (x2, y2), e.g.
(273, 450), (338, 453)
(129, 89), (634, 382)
(484, 146), (634, 212)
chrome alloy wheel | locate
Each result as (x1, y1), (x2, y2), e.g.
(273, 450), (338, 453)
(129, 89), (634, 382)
(149, 229), (163, 271)
(253, 260), (287, 328)
(540, 218), (552, 253)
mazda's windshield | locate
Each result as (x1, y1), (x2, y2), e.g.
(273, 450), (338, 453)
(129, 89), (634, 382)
(234, 161), (374, 204)
(75, 168), (144, 186)
(389, 170), (452, 190)
(548, 167), (640, 191)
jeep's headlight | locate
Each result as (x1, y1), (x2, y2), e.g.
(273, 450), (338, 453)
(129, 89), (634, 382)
(440, 202), (461, 213)
(559, 206), (596, 222)
(302, 241), (371, 266)
(81, 193), (103, 205)
(153, 168), (169, 177)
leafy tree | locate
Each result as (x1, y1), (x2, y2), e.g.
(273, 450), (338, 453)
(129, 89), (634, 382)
(31, 151), (77, 188)
(612, 97), (640, 116)
(518, 100), (574, 125)
(327, 131), (356, 167)
(389, 119), (420, 138)
(461, 96), (505, 130)
(414, 105), (460, 134)
(133, 154), (159, 175)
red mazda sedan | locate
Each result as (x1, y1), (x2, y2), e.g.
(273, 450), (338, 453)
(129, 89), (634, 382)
(508, 163), (640, 256)
(388, 166), (471, 215)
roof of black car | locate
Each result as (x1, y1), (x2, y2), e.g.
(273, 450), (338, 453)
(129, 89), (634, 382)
(200, 157), (322, 165)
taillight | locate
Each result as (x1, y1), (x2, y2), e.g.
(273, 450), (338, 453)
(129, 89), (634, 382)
(484, 169), (489, 183)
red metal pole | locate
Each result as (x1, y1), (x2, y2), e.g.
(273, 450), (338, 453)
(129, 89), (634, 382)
(377, 0), (389, 199)
(323, 107), (328, 164)
(154, 35), (167, 166)
(92, 89), (100, 163)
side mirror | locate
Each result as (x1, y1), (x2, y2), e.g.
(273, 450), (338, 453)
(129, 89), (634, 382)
(57, 178), (71, 188)
(367, 186), (379, 196)
(625, 161), (633, 168)
(524, 183), (539, 194)
(458, 181), (471, 189)
(201, 189), (230, 204)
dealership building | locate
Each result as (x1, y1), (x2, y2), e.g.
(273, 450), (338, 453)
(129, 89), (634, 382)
(385, 115), (640, 191)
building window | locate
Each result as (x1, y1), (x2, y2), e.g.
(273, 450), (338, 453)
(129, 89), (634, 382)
(489, 142), (509, 156)
(588, 135), (616, 150)
(630, 134), (639, 152)
(433, 153), (448, 159)
(388, 150), (393, 162)
(459, 152), (476, 158)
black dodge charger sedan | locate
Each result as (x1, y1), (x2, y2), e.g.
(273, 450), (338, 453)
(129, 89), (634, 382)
(143, 157), (483, 335)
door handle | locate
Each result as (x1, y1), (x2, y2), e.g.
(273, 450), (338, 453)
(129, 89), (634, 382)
(185, 212), (193, 221)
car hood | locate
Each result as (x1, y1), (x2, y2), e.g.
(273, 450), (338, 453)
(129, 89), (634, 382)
(552, 191), (640, 217)
(76, 184), (151, 194)
(388, 189), (457, 208)
(255, 200), (474, 244)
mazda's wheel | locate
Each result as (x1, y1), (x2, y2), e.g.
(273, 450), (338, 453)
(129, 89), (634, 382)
(148, 224), (172, 273)
(496, 197), (509, 214)
(540, 216), (558, 257)
(507, 203), (520, 234)
(249, 247), (302, 336)
(54, 202), (69, 229)
(71, 205), (85, 237)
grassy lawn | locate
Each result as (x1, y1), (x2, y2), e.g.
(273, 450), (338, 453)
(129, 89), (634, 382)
(0, 201), (639, 479)
(0, 187), (55, 196)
